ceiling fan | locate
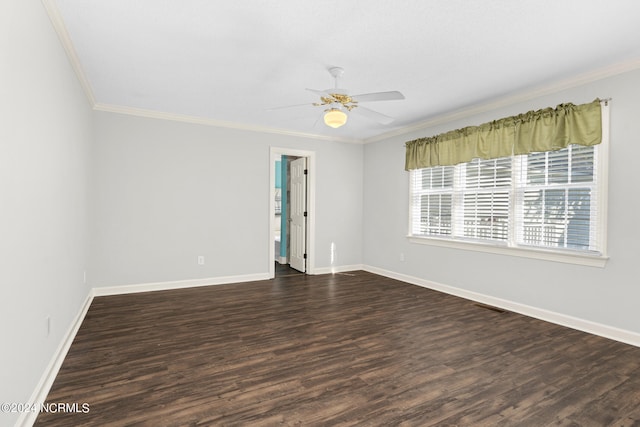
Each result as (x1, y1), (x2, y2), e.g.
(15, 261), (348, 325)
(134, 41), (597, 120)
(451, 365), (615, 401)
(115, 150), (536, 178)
(272, 67), (405, 128)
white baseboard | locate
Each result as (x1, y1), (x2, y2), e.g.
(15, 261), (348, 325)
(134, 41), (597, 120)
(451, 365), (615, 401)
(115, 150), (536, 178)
(17, 293), (94, 427)
(23, 265), (638, 427)
(18, 272), (271, 426)
(311, 264), (364, 275)
(363, 265), (640, 348)
(92, 272), (271, 296)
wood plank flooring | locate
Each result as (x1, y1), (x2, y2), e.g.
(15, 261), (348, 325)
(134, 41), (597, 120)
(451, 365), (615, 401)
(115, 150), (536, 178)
(35, 271), (640, 426)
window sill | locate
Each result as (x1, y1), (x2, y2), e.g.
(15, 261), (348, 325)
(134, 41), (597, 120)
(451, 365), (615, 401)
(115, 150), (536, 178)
(407, 236), (608, 268)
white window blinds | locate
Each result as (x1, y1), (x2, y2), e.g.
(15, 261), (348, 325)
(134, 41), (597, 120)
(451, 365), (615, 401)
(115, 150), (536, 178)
(409, 144), (604, 256)
(410, 166), (454, 236)
(458, 157), (512, 242)
(515, 145), (599, 252)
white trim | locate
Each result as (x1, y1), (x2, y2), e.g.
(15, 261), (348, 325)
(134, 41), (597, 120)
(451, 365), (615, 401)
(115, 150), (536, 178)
(16, 293), (94, 427)
(365, 59), (640, 144)
(407, 236), (608, 268)
(41, 0), (96, 106)
(269, 148), (317, 279)
(92, 273), (270, 296)
(311, 264), (365, 275)
(19, 265), (639, 427)
(39, 1), (640, 148)
(406, 100), (611, 269)
(94, 103), (362, 144)
(17, 272), (271, 426)
(363, 265), (640, 348)
(596, 102), (611, 257)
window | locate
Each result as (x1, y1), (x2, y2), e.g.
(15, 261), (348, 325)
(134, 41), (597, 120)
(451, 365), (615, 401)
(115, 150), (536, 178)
(516, 145), (598, 251)
(409, 141), (607, 265)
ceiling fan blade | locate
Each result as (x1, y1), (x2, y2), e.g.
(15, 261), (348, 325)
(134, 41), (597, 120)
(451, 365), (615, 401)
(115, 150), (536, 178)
(306, 88), (332, 97)
(266, 102), (313, 111)
(352, 106), (395, 125)
(351, 91), (405, 103)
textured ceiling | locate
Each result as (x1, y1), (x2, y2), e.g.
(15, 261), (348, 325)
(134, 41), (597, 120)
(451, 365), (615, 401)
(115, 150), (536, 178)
(48, 0), (640, 142)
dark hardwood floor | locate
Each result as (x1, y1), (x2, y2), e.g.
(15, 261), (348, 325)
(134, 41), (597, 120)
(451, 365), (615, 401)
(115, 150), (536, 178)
(36, 271), (640, 426)
(274, 262), (305, 277)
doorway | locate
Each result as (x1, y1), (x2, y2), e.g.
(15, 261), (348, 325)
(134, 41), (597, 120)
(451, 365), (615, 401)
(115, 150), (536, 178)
(269, 147), (315, 279)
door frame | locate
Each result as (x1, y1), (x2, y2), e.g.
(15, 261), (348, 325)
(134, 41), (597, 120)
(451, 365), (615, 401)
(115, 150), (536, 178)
(269, 147), (316, 279)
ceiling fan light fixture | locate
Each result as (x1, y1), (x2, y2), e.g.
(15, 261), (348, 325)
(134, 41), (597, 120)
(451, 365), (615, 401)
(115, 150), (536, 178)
(324, 108), (347, 128)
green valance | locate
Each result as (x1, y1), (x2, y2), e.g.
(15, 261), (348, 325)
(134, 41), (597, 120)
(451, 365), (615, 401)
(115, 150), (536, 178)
(405, 99), (602, 170)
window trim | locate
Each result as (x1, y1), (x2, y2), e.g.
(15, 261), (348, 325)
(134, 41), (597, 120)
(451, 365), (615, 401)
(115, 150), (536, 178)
(407, 102), (610, 268)
(407, 235), (608, 267)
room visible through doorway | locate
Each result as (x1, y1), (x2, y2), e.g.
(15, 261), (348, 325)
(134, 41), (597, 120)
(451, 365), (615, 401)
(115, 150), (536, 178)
(269, 148), (315, 279)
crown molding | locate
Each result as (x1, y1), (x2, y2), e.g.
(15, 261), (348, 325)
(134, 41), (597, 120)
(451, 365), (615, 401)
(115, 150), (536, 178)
(364, 58), (640, 144)
(43, 0), (640, 146)
(93, 103), (363, 144)
(42, 0), (362, 144)
(42, 0), (96, 106)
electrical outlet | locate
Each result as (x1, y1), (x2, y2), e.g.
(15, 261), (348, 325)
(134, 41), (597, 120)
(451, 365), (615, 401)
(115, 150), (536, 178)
(46, 317), (51, 336)
(197, 256), (205, 265)
(400, 253), (405, 262)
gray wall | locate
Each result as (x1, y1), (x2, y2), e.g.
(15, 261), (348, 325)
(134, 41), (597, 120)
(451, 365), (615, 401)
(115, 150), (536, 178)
(89, 111), (364, 287)
(363, 68), (640, 334)
(0, 1), (93, 426)
(4, 3), (640, 426)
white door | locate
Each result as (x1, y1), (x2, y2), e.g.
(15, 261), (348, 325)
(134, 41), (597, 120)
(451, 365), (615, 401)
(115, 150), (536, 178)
(289, 157), (307, 272)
